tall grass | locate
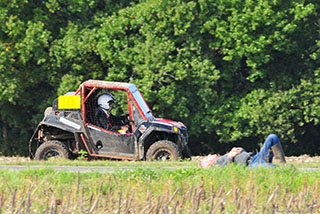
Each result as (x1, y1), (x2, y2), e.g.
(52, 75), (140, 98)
(0, 165), (319, 213)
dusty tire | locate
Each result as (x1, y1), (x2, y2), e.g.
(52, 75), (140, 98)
(146, 140), (182, 161)
(34, 140), (71, 160)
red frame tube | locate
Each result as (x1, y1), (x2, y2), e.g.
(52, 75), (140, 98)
(80, 82), (150, 128)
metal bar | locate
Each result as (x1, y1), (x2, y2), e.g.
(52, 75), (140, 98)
(83, 87), (97, 103)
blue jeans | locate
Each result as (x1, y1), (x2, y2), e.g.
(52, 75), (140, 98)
(249, 134), (280, 167)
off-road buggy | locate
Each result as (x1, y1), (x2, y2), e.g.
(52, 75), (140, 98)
(29, 80), (191, 161)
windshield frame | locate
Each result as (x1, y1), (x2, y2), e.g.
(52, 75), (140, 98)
(128, 85), (154, 120)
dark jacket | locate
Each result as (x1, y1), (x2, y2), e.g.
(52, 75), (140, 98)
(215, 151), (254, 167)
(95, 108), (129, 132)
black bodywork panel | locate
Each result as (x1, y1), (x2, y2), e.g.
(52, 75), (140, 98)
(87, 125), (136, 156)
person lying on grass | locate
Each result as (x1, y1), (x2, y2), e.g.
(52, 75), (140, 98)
(200, 134), (286, 168)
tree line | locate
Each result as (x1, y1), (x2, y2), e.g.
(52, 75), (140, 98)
(0, 0), (319, 156)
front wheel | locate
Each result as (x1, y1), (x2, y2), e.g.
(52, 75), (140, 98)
(146, 140), (182, 161)
(34, 140), (71, 160)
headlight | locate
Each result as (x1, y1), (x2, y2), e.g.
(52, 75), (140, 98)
(173, 126), (179, 133)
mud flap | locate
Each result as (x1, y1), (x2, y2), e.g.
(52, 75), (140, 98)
(182, 146), (192, 159)
(29, 125), (41, 159)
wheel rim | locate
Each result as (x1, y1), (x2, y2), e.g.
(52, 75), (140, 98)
(44, 150), (60, 160)
(155, 150), (172, 161)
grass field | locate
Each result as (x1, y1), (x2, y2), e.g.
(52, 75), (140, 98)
(0, 160), (319, 213)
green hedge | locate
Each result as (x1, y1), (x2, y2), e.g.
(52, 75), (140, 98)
(0, 0), (319, 156)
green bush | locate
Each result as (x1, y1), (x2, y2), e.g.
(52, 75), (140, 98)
(0, 0), (319, 156)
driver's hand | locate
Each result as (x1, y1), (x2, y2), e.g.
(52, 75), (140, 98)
(121, 125), (129, 131)
(125, 114), (133, 124)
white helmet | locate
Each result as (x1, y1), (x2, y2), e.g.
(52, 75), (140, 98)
(97, 93), (116, 111)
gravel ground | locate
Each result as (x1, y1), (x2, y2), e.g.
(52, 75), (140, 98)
(285, 155), (320, 163)
(0, 155), (319, 163)
(0, 156), (30, 162)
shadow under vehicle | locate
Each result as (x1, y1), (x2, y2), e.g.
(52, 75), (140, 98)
(29, 80), (191, 161)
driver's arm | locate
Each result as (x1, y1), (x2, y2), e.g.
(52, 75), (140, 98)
(108, 114), (129, 131)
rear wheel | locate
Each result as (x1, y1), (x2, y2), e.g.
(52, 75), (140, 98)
(146, 140), (182, 161)
(35, 140), (71, 160)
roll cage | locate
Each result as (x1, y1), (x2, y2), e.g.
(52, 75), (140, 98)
(77, 80), (154, 129)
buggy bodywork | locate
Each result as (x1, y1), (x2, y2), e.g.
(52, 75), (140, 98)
(29, 80), (190, 161)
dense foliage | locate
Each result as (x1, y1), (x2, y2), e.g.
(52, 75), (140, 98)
(0, 0), (319, 156)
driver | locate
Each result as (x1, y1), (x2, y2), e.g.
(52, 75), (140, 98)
(95, 92), (130, 133)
